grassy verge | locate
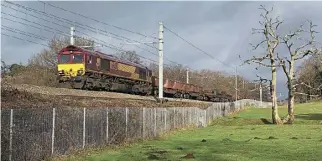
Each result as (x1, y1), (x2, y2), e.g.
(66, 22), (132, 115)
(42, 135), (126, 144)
(58, 101), (322, 161)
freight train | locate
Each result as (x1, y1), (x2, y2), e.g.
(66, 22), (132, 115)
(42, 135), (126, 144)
(56, 45), (233, 102)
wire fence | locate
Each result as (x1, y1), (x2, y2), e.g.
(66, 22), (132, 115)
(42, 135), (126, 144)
(0, 99), (270, 161)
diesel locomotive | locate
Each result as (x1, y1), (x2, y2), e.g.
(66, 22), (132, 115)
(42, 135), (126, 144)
(57, 45), (233, 102)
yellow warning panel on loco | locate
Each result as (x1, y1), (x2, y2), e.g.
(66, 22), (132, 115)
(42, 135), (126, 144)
(57, 63), (85, 77)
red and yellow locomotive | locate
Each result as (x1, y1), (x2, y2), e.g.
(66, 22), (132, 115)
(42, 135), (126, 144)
(57, 45), (153, 94)
(57, 45), (233, 102)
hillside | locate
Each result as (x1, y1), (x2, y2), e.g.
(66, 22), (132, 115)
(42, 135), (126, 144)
(1, 82), (212, 109)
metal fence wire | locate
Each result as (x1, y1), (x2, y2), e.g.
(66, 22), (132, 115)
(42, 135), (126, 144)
(0, 99), (270, 161)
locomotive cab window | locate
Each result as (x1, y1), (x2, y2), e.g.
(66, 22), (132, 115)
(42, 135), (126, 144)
(59, 54), (70, 64)
(139, 68), (146, 80)
(87, 55), (92, 64)
(101, 59), (110, 71)
(72, 54), (83, 63)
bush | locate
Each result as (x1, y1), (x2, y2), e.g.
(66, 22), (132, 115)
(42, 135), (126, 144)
(2, 65), (58, 87)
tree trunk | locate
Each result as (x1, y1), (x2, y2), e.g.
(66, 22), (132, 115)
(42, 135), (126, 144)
(287, 58), (295, 124)
(287, 90), (295, 123)
(271, 65), (282, 124)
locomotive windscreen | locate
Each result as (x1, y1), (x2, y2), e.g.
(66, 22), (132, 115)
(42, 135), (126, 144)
(58, 53), (84, 64)
(59, 54), (70, 64)
(72, 54), (83, 63)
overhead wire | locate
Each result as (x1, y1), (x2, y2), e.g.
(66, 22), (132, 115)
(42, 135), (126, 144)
(163, 25), (236, 69)
(1, 16), (47, 33)
(74, 30), (160, 64)
(2, 1), (180, 65)
(35, 0), (158, 40)
(1, 24), (50, 41)
(2, 1), (157, 51)
(164, 25), (263, 83)
(2, 2), (158, 50)
(1, 32), (50, 47)
(163, 25), (265, 99)
(1, 11), (68, 36)
(1, 14), (159, 65)
(2, 3), (160, 58)
(1, 26), (159, 65)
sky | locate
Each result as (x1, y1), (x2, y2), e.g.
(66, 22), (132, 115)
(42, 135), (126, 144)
(1, 0), (322, 100)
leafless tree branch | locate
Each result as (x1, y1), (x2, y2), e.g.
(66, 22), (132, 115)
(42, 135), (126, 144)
(294, 92), (320, 97)
(293, 82), (322, 90)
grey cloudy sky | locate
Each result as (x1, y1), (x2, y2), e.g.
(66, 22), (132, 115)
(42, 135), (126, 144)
(1, 0), (322, 99)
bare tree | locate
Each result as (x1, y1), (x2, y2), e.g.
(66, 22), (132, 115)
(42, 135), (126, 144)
(241, 5), (283, 124)
(117, 50), (142, 64)
(1, 61), (10, 77)
(295, 55), (321, 97)
(277, 20), (320, 123)
(292, 51), (322, 101)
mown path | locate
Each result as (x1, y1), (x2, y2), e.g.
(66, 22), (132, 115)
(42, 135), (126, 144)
(59, 101), (322, 161)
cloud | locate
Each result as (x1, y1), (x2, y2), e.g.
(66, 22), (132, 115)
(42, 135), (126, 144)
(2, 1), (322, 99)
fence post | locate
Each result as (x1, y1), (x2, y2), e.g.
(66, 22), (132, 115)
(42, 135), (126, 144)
(164, 108), (167, 133)
(204, 109), (207, 126)
(213, 105), (215, 120)
(195, 108), (197, 125)
(83, 107), (86, 148)
(174, 108), (176, 129)
(195, 108), (198, 126)
(51, 108), (56, 155)
(142, 108), (145, 139)
(125, 107), (128, 139)
(106, 107), (109, 144)
(182, 108), (184, 128)
(154, 108), (157, 137)
(9, 109), (13, 161)
(189, 108), (192, 125)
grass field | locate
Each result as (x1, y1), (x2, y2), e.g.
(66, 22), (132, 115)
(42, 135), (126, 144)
(60, 101), (322, 161)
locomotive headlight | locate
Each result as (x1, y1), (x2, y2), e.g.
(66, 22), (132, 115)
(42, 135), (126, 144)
(77, 69), (83, 74)
(58, 70), (65, 75)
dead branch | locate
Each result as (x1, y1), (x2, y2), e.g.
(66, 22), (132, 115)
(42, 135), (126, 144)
(282, 20), (318, 59)
(250, 39), (267, 50)
(293, 82), (322, 90)
(294, 92), (320, 97)
(294, 49), (315, 60)
(254, 74), (272, 84)
(242, 5), (282, 69)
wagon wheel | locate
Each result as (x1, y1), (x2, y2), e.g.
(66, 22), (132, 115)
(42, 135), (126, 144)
(104, 83), (112, 91)
(133, 88), (140, 95)
(184, 93), (190, 99)
(173, 93), (181, 98)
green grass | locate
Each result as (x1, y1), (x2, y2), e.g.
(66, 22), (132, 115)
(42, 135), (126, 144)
(219, 101), (322, 125)
(60, 101), (322, 161)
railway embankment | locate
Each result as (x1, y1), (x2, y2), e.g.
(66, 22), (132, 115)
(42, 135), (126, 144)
(1, 82), (214, 109)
